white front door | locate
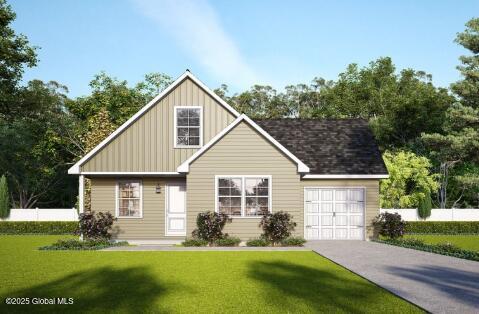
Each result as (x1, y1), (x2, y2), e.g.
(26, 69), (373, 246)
(305, 188), (365, 240)
(166, 183), (187, 236)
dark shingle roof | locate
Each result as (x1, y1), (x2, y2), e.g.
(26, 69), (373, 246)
(255, 119), (387, 175)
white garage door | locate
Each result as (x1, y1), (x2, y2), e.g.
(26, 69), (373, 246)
(304, 188), (365, 240)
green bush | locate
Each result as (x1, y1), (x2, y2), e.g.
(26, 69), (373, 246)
(281, 237), (307, 247)
(78, 211), (115, 240)
(182, 238), (208, 247)
(0, 175), (9, 219)
(417, 192), (432, 219)
(39, 238), (128, 251)
(0, 221), (78, 234)
(192, 211), (232, 244)
(376, 238), (479, 262)
(405, 221), (479, 234)
(259, 211), (296, 245)
(214, 236), (241, 247)
(246, 238), (270, 247)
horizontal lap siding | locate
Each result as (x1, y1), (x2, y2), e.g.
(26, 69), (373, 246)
(82, 78), (236, 172)
(90, 177), (185, 240)
(187, 122), (302, 240)
(300, 179), (380, 239)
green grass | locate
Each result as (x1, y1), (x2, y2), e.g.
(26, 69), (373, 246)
(404, 234), (479, 252)
(0, 236), (421, 313)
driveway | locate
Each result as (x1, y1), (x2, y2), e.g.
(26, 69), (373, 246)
(306, 241), (479, 314)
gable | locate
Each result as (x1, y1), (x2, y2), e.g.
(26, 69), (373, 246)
(73, 73), (237, 173)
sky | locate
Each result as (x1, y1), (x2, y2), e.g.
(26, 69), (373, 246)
(10, 0), (479, 98)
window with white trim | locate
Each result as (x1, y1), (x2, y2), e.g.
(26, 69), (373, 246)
(117, 180), (142, 218)
(217, 176), (271, 217)
(175, 107), (202, 147)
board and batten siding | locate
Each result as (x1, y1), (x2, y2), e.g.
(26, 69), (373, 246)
(300, 179), (380, 239)
(187, 121), (303, 240)
(81, 78), (236, 172)
(90, 177), (185, 240)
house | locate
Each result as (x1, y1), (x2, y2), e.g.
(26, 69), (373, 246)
(68, 70), (388, 244)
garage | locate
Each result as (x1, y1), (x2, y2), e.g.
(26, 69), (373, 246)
(304, 188), (365, 240)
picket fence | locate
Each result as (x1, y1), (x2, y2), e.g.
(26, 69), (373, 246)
(380, 208), (479, 221)
(1, 208), (79, 221)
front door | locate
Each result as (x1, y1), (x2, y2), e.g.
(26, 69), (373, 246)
(166, 183), (187, 236)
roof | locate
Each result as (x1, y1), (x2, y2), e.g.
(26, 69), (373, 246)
(255, 119), (388, 176)
(177, 115), (310, 173)
(68, 70), (240, 174)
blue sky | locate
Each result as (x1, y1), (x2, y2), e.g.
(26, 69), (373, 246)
(10, 0), (478, 97)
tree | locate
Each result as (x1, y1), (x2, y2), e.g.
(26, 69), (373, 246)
(0, 174), (9, 218)
(417, 191), (432, 219)
(451, 18), (479, 109)
(380, 151), (439, 208)
(0, 0), (37, 120)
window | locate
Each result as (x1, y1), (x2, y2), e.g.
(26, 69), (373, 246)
(116, 180), (142, 218)
(216, 176), (271, 217)
(175, 106), (202, 147)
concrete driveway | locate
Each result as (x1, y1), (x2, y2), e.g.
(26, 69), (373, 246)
(306, 241), (479, 314)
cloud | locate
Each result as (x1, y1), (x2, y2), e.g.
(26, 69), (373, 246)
(133, 0), (259, 88)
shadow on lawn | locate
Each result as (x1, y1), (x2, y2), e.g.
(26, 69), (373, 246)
(387, 265), (479, 307)
(248, 260), (403, 313)
(0, 266), (168, 313)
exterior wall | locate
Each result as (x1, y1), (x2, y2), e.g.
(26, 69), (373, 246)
(82, 78), (236, 172)
(300, 179), (380, 239)
(90, 176), (185, 240)
(186, 121), (302, 240)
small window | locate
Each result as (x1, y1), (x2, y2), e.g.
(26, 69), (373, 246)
(175, 106), (202, 147)
(117, 180), (142, 218)
(216, 176), (271, 217)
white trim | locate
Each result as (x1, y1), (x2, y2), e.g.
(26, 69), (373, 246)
(303, 186), (367, 240)
(115, 179), (143, 219)
(68, 70), (240, 174)
(78, 175), (84, 214)
(177, 114), (310, 173)
(214, 175), (273, 218)
(173, 106), (203, 148)
(80, 172), (182, 176)
(302, 174), (388, 179)
(165, 182), (187, 237)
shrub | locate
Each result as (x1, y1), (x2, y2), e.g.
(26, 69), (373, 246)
(0, 175), (9, 219)
(192, 211), (232, 244)
(376, 238), (479, 262)
(405, 221), (479, 234)
(246, 238), (269, 247)
(0, 221), (77, 234)
(78, 211), (116, 240)
(417, 192), (432, 219)
(281, 236), (307, 247)
(372, 212), (406, 239)
(215, 236), (241, 247)
(182, 238), (208, 247)
(259, 211), (296, 245)
(39, 238), (128, 251)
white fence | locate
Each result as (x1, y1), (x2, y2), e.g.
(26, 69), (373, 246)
(1, 208), (79, 221)
(380, 208), (479, 221)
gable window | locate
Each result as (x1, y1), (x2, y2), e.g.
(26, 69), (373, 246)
(116, 180), (142, 218)
(216, 176), (271, 217)
(174, 106), (202, 147)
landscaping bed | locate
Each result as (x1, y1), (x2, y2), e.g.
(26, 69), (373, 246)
(39, 238), (129, 251)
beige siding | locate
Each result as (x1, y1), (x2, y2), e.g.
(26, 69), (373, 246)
(90, 177), (185, 240)
(187, 121), (302, 240)
(300, 179), (380, 239)
(82, 78), (236, 172)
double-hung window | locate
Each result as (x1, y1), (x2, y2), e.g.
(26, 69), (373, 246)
(175, 106), (202, 147)
(116, 180), (142, 218)
(217, 176), (271, 217)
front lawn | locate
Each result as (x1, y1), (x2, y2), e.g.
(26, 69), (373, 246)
(0, 236), (421, 313)
(404, 234), (479, 252)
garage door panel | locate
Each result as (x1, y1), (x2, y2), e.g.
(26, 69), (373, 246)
(305, 188), (365, 240)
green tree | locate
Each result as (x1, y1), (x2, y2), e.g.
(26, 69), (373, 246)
(380, 151), (439, 208)
(417, 191), (432, 219)
(0, 0), (37, 120)
(0, 174), (9, 218)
